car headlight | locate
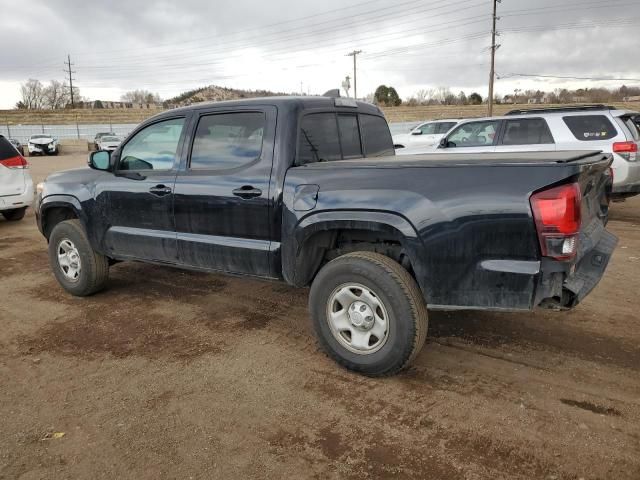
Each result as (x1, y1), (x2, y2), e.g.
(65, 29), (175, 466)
(36, 182), (44, 194)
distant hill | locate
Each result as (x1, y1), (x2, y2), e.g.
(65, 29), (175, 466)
(166, 85), (290, 107)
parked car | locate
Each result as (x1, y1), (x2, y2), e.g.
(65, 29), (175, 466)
(393, 119), (459, 154)
(28, 134), (59, 156)
(436, 105), (640, 199)
(94, 132), (116, 150)
(8, 138), (24, 156)
(35, 96), (617, 376)
(0, 135), (33, 221)
(97, 135), (122, 152)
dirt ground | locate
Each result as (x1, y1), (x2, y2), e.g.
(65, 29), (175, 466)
(1, 153), (639, 480)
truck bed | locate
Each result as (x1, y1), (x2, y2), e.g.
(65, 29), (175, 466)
(298, 150), (608, 168)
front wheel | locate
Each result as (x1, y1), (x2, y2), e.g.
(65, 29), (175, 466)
(309, 252), (428, 376)
(48, 219), (110, 296)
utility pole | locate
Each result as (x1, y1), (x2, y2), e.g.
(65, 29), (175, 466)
(64, 54), (76, 108)
(487, 0), (500, 116)
(346, 50), (362, 99)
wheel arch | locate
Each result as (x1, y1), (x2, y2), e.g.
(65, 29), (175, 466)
(283, 210), (429, 298)
(40, 195), (84, 240)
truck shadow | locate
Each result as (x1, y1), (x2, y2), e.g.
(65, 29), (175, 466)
(427, 310), (640, 371)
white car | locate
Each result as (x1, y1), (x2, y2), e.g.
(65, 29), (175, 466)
(393, 119), (459, 154)
(435, 105), (640, 199)
(0, 135), (34, 221)
(97, 135), (122, 152)
(28, 134), (59, 156)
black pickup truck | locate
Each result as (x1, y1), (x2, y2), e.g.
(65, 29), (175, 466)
(36, 96), (617, 376)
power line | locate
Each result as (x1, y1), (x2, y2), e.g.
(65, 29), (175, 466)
(499, 73), (640, 82)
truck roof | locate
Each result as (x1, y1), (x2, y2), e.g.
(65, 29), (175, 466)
(157, 95), (384, 117)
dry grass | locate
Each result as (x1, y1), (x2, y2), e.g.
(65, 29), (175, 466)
(2, 102), (639, 126)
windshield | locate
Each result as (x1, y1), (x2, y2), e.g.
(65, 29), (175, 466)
(102, 136), (120, 142)
(31, 134), (50, 139)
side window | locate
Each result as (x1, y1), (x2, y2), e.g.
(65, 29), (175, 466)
(338, 114), (363, 159)
(360, 114), (394, 157)
(190, 112), (265, 170)
(436, 122), (456, 134)
(446, 121), (498, 148)
(501, 118), (554, 145)
(298, 113), (341, 165)
(119, 118), (185, 171)
(418, 123), (438, 135)
(563, 115), (617, 141)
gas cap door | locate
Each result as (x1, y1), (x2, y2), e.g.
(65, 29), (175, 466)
(293, 184), (319, 211)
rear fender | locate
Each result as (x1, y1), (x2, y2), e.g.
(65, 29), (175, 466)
(283, 210), (430, 297)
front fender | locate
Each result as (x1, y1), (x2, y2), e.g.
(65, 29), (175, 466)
(37, 194), (89, 240)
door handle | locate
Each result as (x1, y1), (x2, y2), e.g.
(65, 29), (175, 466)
(232, 186), (262, 199)
(149, 184), (172, 197)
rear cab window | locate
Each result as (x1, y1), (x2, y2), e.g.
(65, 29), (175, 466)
(297, 112), (393, 165)
(563, 115), (618, 141)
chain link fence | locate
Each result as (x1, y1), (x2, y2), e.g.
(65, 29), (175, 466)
(0, 123), (139, 144)
(1, 121), (417, 145)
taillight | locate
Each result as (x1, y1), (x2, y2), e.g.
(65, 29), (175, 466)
(0, 155), (28, 169)
(530, 183), (581, 261)
(613, 141), (638, 162)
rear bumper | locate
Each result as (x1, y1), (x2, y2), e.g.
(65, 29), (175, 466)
(0, 180), (34, 212)
(611, 183), (640, 196)
(535, 222), (617, 310)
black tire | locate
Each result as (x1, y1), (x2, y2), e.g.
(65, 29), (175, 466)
(2, 207), (27, 221)
(309, 252), (428, 377)
(48, 219), (109, 296)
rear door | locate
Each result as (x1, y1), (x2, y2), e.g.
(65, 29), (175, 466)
(494, 117), (556, 153)
(0, 136), (26, 200)
(173, 106), (276, 276)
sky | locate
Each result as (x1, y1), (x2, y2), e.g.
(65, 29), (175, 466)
(1, 0), (639, 109)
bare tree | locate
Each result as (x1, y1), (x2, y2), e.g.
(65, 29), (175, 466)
(20, 79), (45, 109)
(121, 89), (162, 105)
(43, 80), (67, 109)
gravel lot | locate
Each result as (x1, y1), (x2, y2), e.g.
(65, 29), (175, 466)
(1, 153), (639, 479)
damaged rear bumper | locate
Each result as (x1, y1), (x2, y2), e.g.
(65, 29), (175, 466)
(535, 221), (618, 310)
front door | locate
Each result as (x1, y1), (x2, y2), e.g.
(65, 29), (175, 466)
(97, 116), (187, 263)
(173, 107), (276, 276)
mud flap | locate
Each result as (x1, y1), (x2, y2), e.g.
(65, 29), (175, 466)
(563, 230), (618, 307)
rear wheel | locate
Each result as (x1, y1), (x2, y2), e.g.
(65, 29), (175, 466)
(48, 219), (109, 296)
(309, 252), (428, 376)
(2, 207), (27, 221)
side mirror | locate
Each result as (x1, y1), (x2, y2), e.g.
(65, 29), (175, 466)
(411, 130), (422, 136)
(438, 137), (449, 149)
(88, 150), (111, 171)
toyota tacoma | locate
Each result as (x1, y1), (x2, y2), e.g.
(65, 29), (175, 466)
(35, 96), (617, 376)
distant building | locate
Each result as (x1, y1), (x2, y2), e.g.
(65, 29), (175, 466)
(623, 96), (640, 102)
(81, 100), (163, 109)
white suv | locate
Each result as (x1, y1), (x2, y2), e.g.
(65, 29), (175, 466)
(0, 135), (34, 221)
(393, 119), (459, 154)
(436, 105), (640, 199)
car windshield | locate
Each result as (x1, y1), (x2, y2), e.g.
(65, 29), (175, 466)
(31, 135), (49, 139)
(102, 136), (120, 142)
